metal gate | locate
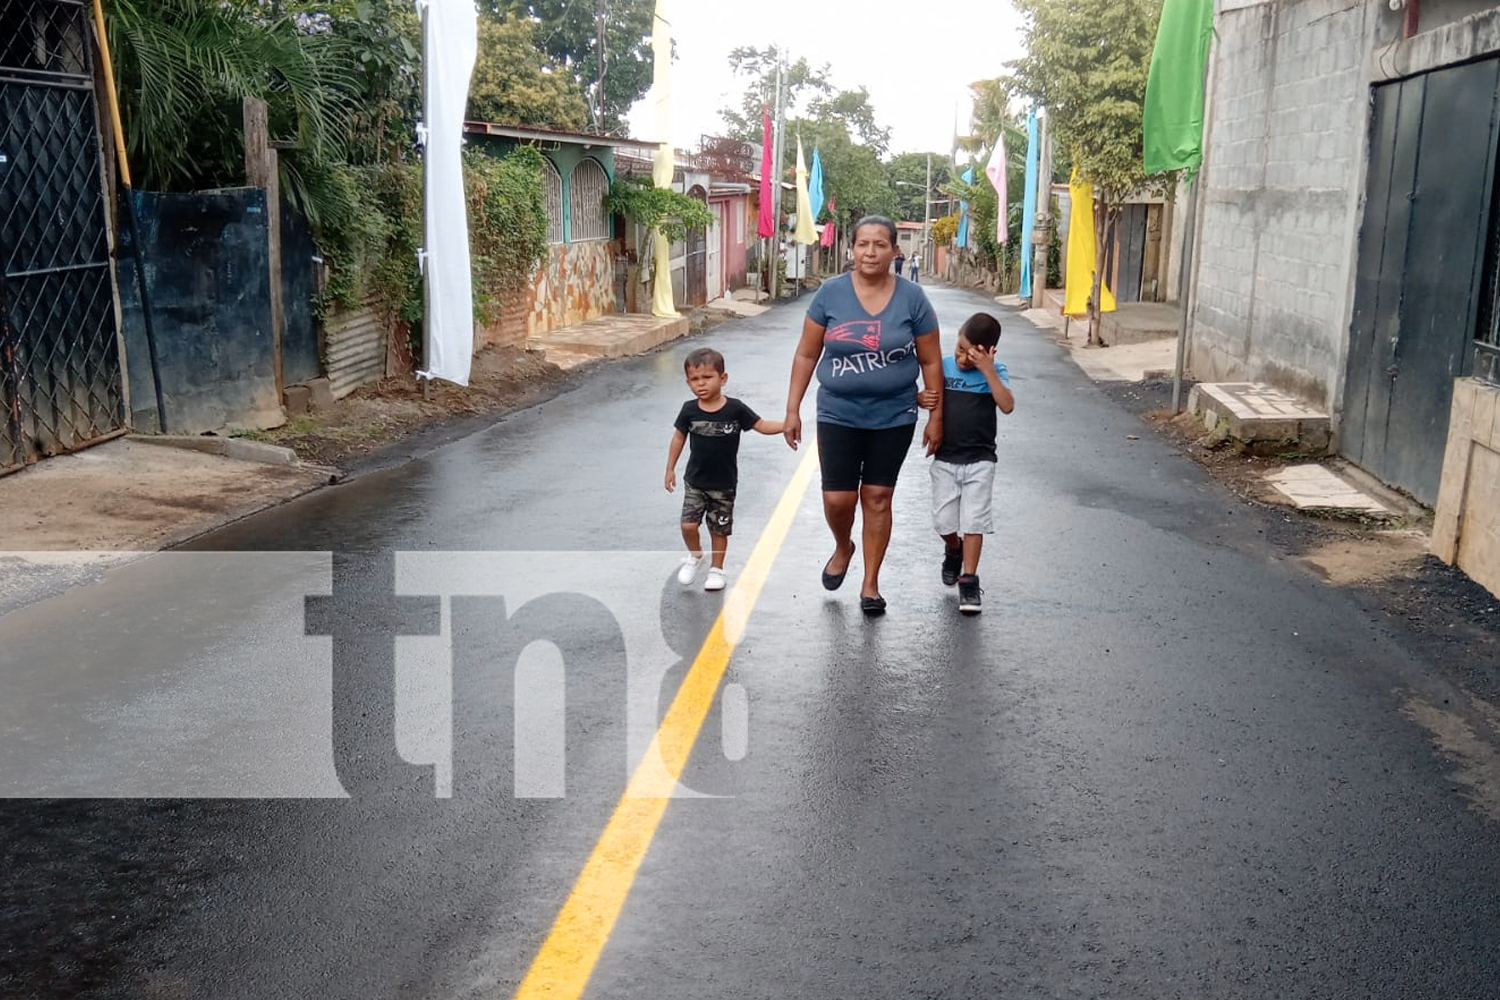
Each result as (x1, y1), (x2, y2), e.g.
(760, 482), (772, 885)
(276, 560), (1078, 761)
(685, 185), (708, 307)
(1343, 57), (1500, 505)
(0, 0), (125, 471)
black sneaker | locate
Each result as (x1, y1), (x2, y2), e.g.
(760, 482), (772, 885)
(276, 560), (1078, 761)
(957, 573), (982, 615)
(941, 547), (963, 587)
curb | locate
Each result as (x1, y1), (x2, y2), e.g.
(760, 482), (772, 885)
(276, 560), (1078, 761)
(129, 433), (300, 467)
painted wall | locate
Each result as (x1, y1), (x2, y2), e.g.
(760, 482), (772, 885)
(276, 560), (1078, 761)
(116, 189), (282, 433)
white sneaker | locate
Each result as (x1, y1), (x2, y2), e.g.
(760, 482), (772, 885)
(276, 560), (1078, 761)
(677, 555), (703, 585)
(704, 567), (727, 591)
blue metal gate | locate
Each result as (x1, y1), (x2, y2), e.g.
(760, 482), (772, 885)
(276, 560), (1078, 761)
(0, 0), (125, 471)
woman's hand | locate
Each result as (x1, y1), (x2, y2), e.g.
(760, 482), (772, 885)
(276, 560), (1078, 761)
(783, 412), (802, 450)
(922, 416), (943, 456)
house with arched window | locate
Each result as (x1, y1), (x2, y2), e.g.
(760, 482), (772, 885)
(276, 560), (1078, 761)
(463, 122), (661, 348)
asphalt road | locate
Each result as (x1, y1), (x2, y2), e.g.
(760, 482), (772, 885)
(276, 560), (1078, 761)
(4, 283), (1500, 999)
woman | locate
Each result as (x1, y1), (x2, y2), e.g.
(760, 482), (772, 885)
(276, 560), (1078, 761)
(783, 216), (944, 616)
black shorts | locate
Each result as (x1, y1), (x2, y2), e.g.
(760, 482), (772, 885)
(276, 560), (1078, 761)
(816, 421), (916, 492)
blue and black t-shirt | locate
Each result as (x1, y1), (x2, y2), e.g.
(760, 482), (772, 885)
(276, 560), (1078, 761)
(936, 354), (1010, 464)
(806, 274), (939, 430)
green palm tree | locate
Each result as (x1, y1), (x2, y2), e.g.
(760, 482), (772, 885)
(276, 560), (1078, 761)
(104, 0), (358, 217)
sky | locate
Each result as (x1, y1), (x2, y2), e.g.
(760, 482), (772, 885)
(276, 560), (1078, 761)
(623, 0), (1026, 157)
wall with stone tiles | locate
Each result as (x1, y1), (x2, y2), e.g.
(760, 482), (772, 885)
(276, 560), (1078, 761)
(478, 240), (615, 350)
(1433, 379), (1500, 599)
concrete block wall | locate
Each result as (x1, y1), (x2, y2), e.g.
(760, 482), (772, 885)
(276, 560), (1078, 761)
(1191, 0), (1371, 410)
(1433, 379), (1500, 599)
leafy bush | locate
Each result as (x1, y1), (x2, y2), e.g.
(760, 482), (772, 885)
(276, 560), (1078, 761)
(604, 178), (714, 244)
(465, 145), (548, 322)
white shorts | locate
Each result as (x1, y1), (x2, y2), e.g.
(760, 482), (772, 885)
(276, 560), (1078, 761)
(930, 459), (996, 536)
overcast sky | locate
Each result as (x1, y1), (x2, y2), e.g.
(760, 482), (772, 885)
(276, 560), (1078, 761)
(624, 0), (1026, 157)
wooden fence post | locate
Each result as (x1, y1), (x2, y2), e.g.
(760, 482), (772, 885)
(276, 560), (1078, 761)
(243, 97), (284, 399)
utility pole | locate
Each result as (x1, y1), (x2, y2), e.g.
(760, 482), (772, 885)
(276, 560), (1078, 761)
(769, 49), (785, 300)
(922, 151), (932, 274)
(1030, 111), (1051, 310)
(594, 0), (606, 132)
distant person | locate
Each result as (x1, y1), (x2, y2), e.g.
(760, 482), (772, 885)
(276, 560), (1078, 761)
(917, 312), (1015, 615)
(782, 215), (945, 616)
(666, 347), (784, 591)
(909, 250), (921, 284)
(893, 247), (906, 276)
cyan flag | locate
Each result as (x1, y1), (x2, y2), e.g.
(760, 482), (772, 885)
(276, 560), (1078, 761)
(808, 148), (824, 222)
(956, 166), (973, 248)
(1020, 109), (1039, 298)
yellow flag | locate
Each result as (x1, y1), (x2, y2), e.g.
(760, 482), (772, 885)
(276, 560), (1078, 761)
(1063, 166), (1116, 317)
(649, 0), (679, 317)
(794, 138), (817, 245)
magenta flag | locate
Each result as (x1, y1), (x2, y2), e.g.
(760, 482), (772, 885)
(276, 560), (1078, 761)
(820, 198), (836, 247)
(757, 105), (776, 238)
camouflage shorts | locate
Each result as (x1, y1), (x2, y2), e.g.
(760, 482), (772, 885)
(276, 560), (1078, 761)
(681, 484), (736, 537)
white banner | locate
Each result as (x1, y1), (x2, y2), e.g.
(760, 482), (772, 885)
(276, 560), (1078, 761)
(417, 0), (478, 386)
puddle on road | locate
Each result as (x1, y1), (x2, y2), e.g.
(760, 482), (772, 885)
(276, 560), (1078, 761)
(1403, 692), (1500, 825)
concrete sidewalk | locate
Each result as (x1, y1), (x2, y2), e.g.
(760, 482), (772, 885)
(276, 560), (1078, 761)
(1006, 290), (1405, 520)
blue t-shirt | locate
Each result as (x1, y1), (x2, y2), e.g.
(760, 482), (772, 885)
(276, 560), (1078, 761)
(806, 274), (939, 429)
(936, 354), (1010, 464)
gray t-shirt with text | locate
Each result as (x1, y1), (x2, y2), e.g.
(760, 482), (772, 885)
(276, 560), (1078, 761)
(806, 274), (939, 429)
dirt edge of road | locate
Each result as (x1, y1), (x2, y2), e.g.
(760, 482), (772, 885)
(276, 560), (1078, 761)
(1100, 377), (1500, 690)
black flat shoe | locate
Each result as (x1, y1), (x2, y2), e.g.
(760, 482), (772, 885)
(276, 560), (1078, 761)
(860, 595), (886, 616)
(821, 544), (855, 591)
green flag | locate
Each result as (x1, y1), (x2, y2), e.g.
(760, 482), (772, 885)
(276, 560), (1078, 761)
(1142, 0), (1214, 175)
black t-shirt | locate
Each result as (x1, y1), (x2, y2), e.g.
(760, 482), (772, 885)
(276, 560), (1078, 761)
(935, 356), (1009, 464)
(674, 397), (761, 490)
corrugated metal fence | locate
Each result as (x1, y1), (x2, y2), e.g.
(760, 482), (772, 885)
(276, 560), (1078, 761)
(322, 299), (389, 399)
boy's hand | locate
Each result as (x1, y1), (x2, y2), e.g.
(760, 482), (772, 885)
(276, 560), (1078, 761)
(665, 469), (676, 492)
(916, 388), (940, 410)
(969, 344), (998, 372)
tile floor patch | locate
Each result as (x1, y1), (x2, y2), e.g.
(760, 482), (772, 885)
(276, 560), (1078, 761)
(1265, 464), (1391, 513)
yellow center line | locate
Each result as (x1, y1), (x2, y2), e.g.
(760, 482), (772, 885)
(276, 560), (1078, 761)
(510, 443), (819, 1000)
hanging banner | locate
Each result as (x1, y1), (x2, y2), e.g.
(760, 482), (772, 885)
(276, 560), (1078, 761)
(415, 0), (478, 386)
(1020, 108), (1039, 299)
(650, 0), (679, 317)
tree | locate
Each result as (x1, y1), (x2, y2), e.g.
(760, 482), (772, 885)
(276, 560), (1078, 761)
(791, 117), (895, 231)
(1006, 0), (1168, 343)
(808, 88), (890, 156)
(468, 17), (592, 130)
(886, 151), (948, 223)
(718, 46), (833, 143)
(105, 0), (358, 198)
(481, 0), (654, 134)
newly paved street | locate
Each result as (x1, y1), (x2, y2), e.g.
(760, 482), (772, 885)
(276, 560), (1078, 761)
(4, 284), (1500, 998)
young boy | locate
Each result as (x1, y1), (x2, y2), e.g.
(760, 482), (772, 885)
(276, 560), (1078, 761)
(665, 347), (783, 591)
(919, 312), (1015, 614)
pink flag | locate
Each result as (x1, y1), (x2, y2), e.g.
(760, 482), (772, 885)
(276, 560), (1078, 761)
(757, 105), (776, 238)
(985, 135), (1008, 244)
(820, 198), (836, 247)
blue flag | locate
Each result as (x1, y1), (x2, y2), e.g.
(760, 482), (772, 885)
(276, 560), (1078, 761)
(1020, 109), (1039, 298)
(956, 166), (973, 248)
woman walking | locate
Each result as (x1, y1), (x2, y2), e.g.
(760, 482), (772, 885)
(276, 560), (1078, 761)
(783, 216), (944, 615)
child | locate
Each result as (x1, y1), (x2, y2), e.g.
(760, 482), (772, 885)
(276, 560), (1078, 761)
(665, 347), (784, 591)
(918, 312), (1015, 614)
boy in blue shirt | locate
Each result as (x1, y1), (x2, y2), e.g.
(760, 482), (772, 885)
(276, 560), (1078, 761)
(919, 312), (1015, 614)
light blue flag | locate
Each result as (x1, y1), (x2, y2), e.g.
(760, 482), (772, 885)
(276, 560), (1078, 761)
(808, 148), (825, 222)
(1020, 109), (1039, 298)
(956, 166), (973, 248)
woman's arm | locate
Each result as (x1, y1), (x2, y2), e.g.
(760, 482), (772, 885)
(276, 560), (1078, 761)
(915, 328), (944, 456)
(784, 315), (825, 450)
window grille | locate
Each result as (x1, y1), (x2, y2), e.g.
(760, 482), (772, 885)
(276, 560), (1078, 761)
(543, 159), (563, 244)
(569, 158), (610, 242)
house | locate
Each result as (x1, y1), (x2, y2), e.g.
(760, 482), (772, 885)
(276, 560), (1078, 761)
(464, 122), (662, 346)
(613, 139), (753, 307)
(1187, 0), (1500, 595)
